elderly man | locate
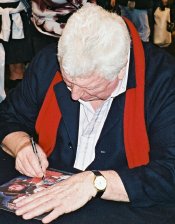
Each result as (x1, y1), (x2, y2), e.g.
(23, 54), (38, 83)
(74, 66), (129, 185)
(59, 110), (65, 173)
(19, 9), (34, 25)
(0, 3), (175, 224)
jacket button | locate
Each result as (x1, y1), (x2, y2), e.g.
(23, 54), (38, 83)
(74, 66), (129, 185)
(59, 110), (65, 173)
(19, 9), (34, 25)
(100, 150), (106, 154)
(68, 143), (73, 150)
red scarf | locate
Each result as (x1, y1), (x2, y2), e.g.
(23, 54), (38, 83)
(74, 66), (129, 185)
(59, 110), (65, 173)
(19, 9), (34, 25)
(35, 17), (150, 169)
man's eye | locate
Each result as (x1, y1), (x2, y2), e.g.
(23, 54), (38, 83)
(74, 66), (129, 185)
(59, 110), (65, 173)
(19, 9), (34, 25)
(87, 87), (97, 91)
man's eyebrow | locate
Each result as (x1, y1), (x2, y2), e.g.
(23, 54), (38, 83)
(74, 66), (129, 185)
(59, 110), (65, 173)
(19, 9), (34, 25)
(64, 77), (100, 89)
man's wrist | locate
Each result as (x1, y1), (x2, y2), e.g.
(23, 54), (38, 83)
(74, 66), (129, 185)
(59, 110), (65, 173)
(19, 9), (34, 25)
(14, 139), (31, 156)
(91, 170), (107, 198)
(2, 132), (31, 157)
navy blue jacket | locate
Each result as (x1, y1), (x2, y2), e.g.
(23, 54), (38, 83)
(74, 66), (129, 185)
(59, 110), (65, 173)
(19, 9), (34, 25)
(0, 42), (175, 208)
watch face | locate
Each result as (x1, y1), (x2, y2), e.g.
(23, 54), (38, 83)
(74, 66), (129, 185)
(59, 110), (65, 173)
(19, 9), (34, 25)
(94, 176), (107, 191)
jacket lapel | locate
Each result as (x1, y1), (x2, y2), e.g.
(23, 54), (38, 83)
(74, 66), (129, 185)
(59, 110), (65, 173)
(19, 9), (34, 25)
(54, 82), (80, 150)
(98, 94), (125, 142)
(98, 48), (136, 142)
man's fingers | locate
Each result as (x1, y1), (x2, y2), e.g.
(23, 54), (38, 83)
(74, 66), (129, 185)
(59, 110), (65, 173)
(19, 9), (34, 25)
(42, 206), (65, 224)
(16, 195), (53, 217)
(17, 153), (38, 177)
(15, 144), (49, 177)
(16, 195), (65, 220)
(40, 152), (49, 173)
(16, 157), (35, 177)
(26, 153), (44, 177)
(15, 158), (24, 174)
(15, 184), (63, 206)
(29, 145), (49, 176)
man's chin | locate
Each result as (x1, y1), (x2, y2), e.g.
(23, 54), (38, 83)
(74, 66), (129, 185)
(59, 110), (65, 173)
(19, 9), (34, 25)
(80, 97), (107, 102)
(80, 97), (98, 102)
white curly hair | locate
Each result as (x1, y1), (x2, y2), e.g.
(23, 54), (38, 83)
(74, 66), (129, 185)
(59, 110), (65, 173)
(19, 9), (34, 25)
(58, 3), (131, 80)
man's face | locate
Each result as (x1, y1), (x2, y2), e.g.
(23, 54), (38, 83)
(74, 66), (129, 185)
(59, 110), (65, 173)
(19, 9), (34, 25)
(8, 184), (25, 192)
(62, 73), (119, 102)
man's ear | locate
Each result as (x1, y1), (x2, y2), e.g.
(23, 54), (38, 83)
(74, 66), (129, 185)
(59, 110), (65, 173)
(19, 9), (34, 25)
(118, 66), (126, 80)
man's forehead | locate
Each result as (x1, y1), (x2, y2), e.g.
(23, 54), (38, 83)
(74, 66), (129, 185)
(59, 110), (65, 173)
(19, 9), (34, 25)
(62, 72), (108, 85)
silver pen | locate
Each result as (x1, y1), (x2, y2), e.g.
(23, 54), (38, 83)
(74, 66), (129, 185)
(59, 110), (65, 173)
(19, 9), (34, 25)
(30, 137), (45, 180)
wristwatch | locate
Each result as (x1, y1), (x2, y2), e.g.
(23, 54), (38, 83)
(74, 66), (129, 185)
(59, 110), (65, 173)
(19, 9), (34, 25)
(92, 170), (107, 198)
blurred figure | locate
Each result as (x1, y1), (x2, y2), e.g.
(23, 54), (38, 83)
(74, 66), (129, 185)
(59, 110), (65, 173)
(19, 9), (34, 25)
(153, 0), (172, 47)
(30, 0), (96, 55)
(118, 0), (153, 42)
(0, 0), (33, 90)
(0, 43), (5, 102)
(96, 0), (121, 13)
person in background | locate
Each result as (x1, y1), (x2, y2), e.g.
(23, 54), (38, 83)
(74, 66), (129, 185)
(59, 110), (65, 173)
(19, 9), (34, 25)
(118, 0), (153, 42)
(0, 3), (175, 224)
(0, 43), (6, 102)
(96, 0), (121, 13)
(153, 0), (172, 47)
(30, 0), (96, 55)
(0, 0), (33, 90)
(1, 0), (95, 91)
(152, 0), (175, 56)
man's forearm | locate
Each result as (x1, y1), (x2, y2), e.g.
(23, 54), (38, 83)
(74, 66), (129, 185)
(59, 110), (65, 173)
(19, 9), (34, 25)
(1, 131), (31, 157)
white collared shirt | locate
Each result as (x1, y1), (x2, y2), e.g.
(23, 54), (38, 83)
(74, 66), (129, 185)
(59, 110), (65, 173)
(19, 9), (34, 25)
(73, 53), (130, 171)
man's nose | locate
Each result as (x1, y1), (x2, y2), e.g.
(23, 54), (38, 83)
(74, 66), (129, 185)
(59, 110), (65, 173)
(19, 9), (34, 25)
(71, 85), (83, 100)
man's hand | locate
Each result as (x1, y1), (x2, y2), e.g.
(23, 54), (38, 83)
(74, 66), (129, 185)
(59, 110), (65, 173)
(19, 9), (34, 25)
(15, 171), (96, 223)
(15, 143), (49, 178)
(2, 131), (49, 178)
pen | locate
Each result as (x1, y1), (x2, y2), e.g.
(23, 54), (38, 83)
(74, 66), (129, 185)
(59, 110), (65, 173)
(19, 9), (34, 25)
(30, 137), (45, 180)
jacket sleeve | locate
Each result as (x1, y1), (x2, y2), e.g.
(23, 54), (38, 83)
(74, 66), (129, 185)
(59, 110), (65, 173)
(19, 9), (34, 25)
(0, 43), (59, 143)
(118, 44), (175, 207)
